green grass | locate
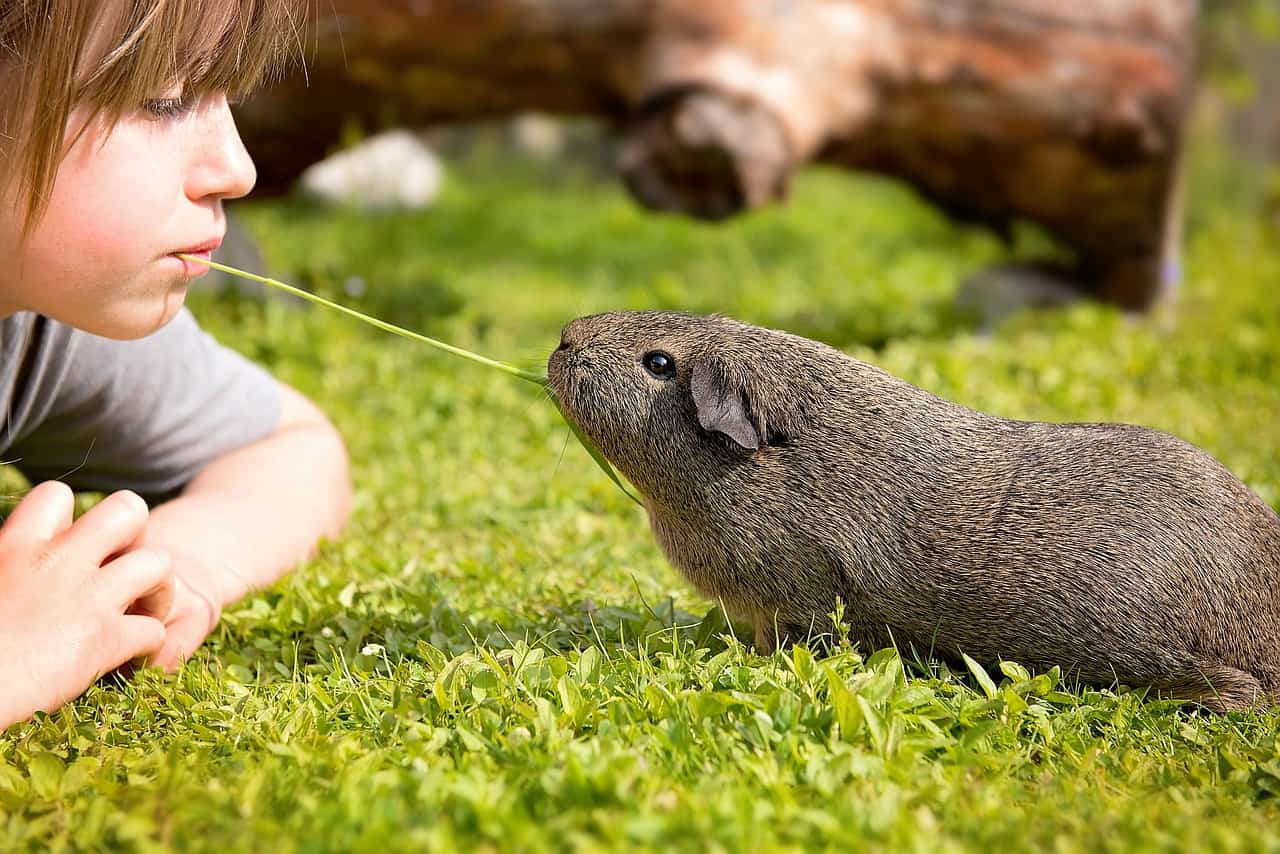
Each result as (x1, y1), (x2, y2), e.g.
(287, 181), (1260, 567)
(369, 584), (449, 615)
(4, 145), (1280, 852)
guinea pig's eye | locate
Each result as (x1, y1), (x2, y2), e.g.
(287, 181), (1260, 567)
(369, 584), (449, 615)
(642, 350), (676, 380)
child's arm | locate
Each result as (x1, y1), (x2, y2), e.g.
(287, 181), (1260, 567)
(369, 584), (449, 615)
(139, 382), (351, 669)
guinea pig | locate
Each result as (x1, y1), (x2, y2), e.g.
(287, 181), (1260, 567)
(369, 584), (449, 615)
(546, 311), (1280, 712)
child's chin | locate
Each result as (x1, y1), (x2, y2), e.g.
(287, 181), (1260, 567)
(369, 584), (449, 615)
(95, 293), (187, 340)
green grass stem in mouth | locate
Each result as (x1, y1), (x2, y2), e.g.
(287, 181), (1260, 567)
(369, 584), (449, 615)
(179, 254), (641, 505)
(180, 255), (547, 384)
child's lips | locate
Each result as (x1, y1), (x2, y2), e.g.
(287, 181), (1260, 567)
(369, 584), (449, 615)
(174, 251), (212, 279)
(170, 239), (222, 279)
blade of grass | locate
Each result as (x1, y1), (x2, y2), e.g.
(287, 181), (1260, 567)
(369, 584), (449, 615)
(181, 254), (642, 505)
(182, 255), (546, 384)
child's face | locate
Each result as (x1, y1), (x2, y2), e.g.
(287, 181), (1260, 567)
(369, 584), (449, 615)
(0, 92), (256, 339)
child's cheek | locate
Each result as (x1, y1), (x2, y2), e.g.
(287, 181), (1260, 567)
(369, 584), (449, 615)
(63, 126), (176, 269)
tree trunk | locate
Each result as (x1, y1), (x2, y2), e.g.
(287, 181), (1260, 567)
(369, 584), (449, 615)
(235, 0), (1198, 310)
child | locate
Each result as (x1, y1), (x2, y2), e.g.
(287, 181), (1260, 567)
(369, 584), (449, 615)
(0, 1), (351, 726)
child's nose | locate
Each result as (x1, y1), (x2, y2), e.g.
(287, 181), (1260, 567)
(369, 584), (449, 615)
(186, 95), (257, 202)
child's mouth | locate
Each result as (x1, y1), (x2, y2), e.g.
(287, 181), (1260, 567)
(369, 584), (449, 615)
(173, 251), (212, 279)
(171, 239), (221, 278)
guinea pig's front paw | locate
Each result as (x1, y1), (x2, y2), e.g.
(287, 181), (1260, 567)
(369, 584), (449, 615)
(752, 613), (779, 655)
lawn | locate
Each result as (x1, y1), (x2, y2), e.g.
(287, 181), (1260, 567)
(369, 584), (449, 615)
(3, 139), (1280, 852)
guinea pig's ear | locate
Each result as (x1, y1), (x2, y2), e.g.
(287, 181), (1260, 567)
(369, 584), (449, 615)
(691, 359), (763, 450)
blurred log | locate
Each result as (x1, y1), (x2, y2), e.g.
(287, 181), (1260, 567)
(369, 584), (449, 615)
(236, 0), (1198, 311)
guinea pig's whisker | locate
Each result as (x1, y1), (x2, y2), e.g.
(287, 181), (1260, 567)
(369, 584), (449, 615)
(547, 426), (574, 493)
(561, 406), (642, 506)
(516, 385), (552, 421)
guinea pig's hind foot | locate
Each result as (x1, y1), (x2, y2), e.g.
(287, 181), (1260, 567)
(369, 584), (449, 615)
(1154, 665), (1268, 714)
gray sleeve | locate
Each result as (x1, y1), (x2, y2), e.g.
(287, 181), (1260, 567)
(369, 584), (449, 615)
(6, 309), (281, 500)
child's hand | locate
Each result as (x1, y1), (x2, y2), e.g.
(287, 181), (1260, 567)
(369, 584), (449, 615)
(0, 482), (175, 728)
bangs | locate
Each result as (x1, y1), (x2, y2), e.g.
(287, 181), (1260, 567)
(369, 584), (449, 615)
(79, 0), (303, 114)
(1, 0), (304, 231)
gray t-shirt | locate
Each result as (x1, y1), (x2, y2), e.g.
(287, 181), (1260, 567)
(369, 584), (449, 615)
(0, 308), (281, 500)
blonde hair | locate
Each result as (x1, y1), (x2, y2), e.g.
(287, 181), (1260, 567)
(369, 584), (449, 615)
(0, 0), (304, 229)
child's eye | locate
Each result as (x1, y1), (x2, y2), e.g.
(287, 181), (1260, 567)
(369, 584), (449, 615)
(142, 94), (194, 120)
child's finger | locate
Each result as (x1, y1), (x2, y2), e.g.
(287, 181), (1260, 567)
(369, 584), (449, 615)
(109, 615), (168, 671)
(149, 610), (207, 672)
(100, 548), (174, 619)
(62, 490), (150, 564)
(0, 480), (75, 546)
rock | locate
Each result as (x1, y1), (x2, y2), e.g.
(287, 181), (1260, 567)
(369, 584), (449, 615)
(298, 129), (443, 209)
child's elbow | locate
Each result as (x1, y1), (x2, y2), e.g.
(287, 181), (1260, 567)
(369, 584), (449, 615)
(313, 413), (353, 539)
(278, 383), (353, 538)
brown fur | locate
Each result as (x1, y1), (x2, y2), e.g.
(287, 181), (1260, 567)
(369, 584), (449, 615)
(547, 311), (1280, 712)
